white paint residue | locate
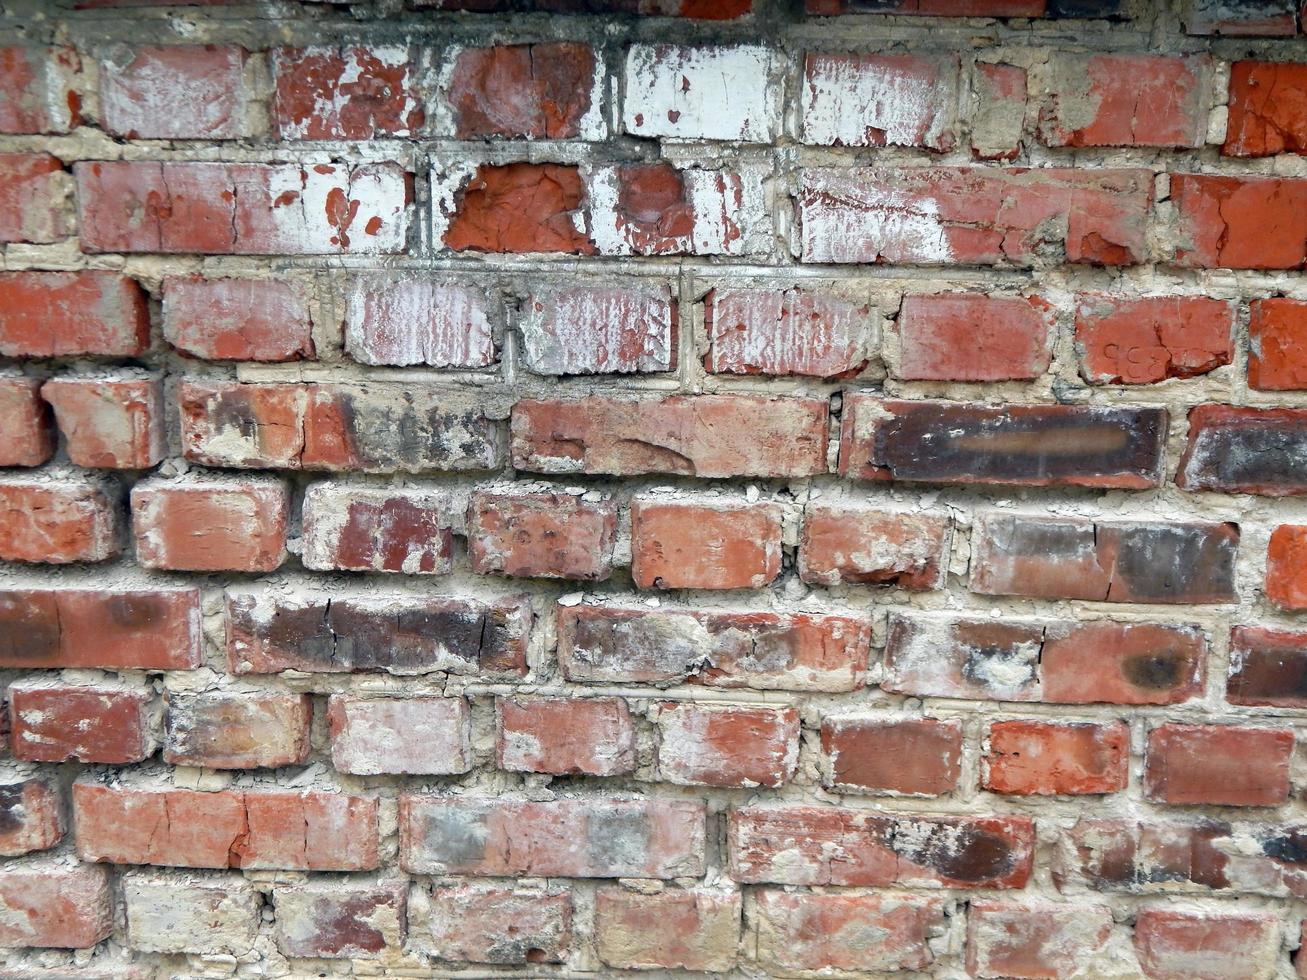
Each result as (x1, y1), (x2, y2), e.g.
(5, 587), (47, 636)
(800, 170), (953, 265)
(520, 284), (673, 375)
(802, 54), (957, 149)
(623, 44), (780, 143)
(345, 279), (494, 368)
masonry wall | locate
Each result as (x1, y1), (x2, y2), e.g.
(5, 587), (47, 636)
(3, 0), (1307, 976)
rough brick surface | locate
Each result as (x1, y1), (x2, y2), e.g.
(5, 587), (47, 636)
(164, 691), (312, 769)
(468, 489), (617, 580)
(100, 45), (252, 139)
(630, 497), (782, 590)
(131, 479), (290, 571)
(0, 864), (112, 949)
(1075, 295), (1235, 383)
(9, 682), (155, 764)
(327, 695), (471, 775)
(41, 377), (166, 469)
(162, 276), (315, 362)
(894, 292), (1053, 381)
(301, 484), (454, 574)
(0, 153), (69, 243)
(0, 378), (54, 467)
(497, 696), (635, 776)
(0, 271), (149, 357)
(0, 46), (80, 134)
(0, 480), (119, 564)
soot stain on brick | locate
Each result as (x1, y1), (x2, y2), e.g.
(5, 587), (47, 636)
(1122, 650), (1186, 690)
(0, 783), (26, 835)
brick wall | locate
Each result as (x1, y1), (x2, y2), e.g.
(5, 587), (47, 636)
(2, 0), (1307, 976)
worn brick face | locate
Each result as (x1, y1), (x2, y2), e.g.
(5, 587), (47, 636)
(41, 377), (166, 469)
(631, 497), (783, 590)
(445, 42), (599, 139)
(100, 45), (252, 139)
(821, 716), (963, 795)
(9, 682), (155, 763)
(162, 276), (315, 362)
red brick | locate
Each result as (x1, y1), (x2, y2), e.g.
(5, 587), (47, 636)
(73, 783), (379, 870)
(966, 901), (1113, 979)
(76, 160), (410, 254)
(345, 278), (495, 368)
(1249, 297), (1307, 390)
(0, 271), (149, 357)
(0, 865), (112, 949)
(984, 720), (1129, 796)
(100, 45), (251, 138)
(840, 395), (1168, 489)
(631, 497), (782, 590)
(972, 62), (1027, 160)
(410, 885), (571, 964)
(181, 381), (503, 473)
(122, 871), (260, 955)
(1076, 295), (1235, 383)
(0, 46), (80, 133)
(655, 702), (799, 788)
(273, 45), (421, 139)
(513, 394), (828, 478)
(559, 603), (870, 691)
(302, 484), (454, 574)
(1145, 723), (1294, 806)
(704, 286), (873, 378)
(9, 682), (154, 763)
(273, 881), (405, 959)
(400, 796), (705, 878)
(752, 890), (943, 974)
(623, 44), (779, 143)
(0, 588), (201, 671)
(521, 282), (675, 375)
(496, 696), (635, 776)
(1177, 404), (1307, 495)
(1228, 626), (1307, 707)
(1226, 60), (1307, 157)
(227, 592), (529, 678)
(821, 716), (962, 795)
(164, 691), (312, 769)
(0, 152), (68, 243)
(441, 163), (594, 254)
(1187, 0), (1297, 35)
(969, 514), (1239, 604)
(0, 480), (118, 564)
(444, 42), (599, 139)
(327, 695), (471, 775)
(798, 166), (1151, 266)
(596, 887), (740, 972)
(1269, 525), (1307, 609)
(802, 51), (957, 149)
(1037, 54), (1208, 147)
(808, 0), (1049, 12)
(894, 293), (1052, 381)
(1172, 174), (1307, 269)
(729, 806), (1035, 888)
(1134, 908), (1280, 980)
(468, 489), (617, 580)
(0, 377), (54, 466)
(426, 0), (750, 10)
(0, 779), (63, 855)
(799, 504), (949, 588)
(162, 276), (314, 362)
(132, 479), (289, 572)
(42, 377), (166, 469)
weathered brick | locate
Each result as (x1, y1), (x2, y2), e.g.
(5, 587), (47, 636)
(1229, 626), (1307, 707)
(596, 887), (741, 972)
(0, 153), (69, 243)
(984, 720), (1130, 796)
(1249, 297), (1307, 390)
(520, 283), (675, 375)
(1145, 723), (1294, 806)
(302, 484), (454, 574)
(344, 278), (495, 368)
(0, 864), (112, 949)
(468, 489), (617, 580)
(729, 806), (1035, 888)
(0, 377), (54, 467)
(559, 603), (870, 691)
(0, 271), (149, 357)
(76, 161), (410, 255)
(100, 45), (252, 139)
(1268, 525), (1307, 609)
(0, 779), (63, 855)
(0, 46), (80, 133)
(512, 394), (828, 478)
(0, 588), (201, 671)
(1134, 908), (1280, 980)
(802, 52), (958, 149)
(131, 479), (289, 572)
(1172, 174), (1307, 269)
(273, 881), (406, 959)
(631, 497), (782, 590)
(1225, 60), (1307, 157)
(840, 396), (1168, 489)
(180, 381), (504, 473)
(894, 293), (1052, 381)
(966, 901), (1114, 979)
(9, 681), (155, 763)
(623, 44), (780, 142)
(799, 505), (950, 588)
(162, 276), (315, 362)
(0, 480), (119, 564)
(1177, 405), (1307, 495)
(969, 514), (1239, 603)
(400, 797), (705, 878)
(752, 890), (943, 975)
(821, 716), (962, 795)
(164, 691), (312, 769)
(226, 591), (530, 677)
(972, 62), (1027, 160)
(41, 377), (166, 469)
(409, 885), (571, 964)
(327, 695), (471, 775)
(705, 286), (874, 378)
(439, 163), (594, 254)
(442, 42), (600, 139)
(798, 167), (1151, 266)
(1186, 0), (1298, 35)
(123, 871), (260, 955)
(655, 702), (799, 788)
(496, 696), (636, 776)
(273, 45), (421, 139)
(1075, 294), (1235, 384)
